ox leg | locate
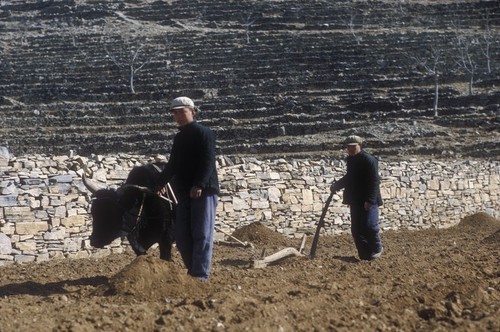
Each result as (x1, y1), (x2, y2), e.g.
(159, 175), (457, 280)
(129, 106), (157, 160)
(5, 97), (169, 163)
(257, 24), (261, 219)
(159, 203), (174, 261)
(159, 231), (173, 261)
(127, 231), (147, 256)
(125, 194), (148, 256)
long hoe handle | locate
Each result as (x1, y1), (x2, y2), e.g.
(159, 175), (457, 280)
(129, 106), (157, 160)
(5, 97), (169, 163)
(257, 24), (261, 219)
(310, 192), (334, 258)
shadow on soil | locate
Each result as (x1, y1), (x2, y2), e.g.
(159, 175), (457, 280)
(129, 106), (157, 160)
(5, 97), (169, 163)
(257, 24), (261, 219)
(0, 276), (108, 297)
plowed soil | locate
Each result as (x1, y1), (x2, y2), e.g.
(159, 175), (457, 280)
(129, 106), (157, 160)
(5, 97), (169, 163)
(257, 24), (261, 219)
(0, 213), (498, 332)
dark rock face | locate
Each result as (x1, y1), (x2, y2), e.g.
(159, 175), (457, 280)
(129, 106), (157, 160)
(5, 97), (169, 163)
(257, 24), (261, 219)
(0, 0), (498, 159)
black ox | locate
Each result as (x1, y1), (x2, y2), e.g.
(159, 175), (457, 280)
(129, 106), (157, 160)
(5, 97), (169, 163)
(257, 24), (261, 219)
(83, 163), (174, 261)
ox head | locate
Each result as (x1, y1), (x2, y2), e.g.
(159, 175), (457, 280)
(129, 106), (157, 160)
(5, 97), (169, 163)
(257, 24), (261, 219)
(83, 175), (125, 248)
(82, 163), (170, 251)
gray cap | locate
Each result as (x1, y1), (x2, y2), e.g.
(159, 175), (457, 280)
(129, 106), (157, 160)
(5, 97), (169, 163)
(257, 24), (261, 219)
(344, 135), (363, 146)
(170, 96), (196, 110)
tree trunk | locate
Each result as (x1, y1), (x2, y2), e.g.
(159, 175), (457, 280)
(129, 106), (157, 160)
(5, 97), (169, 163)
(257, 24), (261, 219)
(468, 73), (473, 96)
(130, 65), (135, 94)
(433, 73), (439, 117)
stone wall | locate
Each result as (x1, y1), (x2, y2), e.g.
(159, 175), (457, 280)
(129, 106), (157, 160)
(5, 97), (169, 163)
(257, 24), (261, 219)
(0, 151), (498, 265)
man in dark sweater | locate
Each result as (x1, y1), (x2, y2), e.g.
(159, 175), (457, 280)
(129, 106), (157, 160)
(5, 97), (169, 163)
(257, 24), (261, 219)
(157, 96), (219, 280)
(330, 135), (383, 260)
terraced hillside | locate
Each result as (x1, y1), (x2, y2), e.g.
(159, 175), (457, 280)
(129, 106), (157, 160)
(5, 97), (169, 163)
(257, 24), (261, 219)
(0, 0), (499, 158)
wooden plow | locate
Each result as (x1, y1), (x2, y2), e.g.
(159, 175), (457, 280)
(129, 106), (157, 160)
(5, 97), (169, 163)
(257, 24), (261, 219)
(253, 234), (308, 268)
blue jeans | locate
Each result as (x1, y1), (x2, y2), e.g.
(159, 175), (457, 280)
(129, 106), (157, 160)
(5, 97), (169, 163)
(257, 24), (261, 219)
(175, 189), (218, 280)
(350, 204), (383, 260)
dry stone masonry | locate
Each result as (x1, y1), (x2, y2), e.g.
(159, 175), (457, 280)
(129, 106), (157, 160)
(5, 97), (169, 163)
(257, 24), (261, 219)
(0, 150), (498, 265)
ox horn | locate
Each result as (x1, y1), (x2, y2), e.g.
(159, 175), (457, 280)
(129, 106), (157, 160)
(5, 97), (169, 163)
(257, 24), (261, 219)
(82, 173), (107, 194)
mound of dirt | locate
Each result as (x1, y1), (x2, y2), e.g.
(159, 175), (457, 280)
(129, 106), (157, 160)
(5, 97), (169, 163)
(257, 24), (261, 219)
(457, 212), (500, 231)
(483, 229), (500, 244)
(94, 255), (203, 300)
(231, 222), (294, 247)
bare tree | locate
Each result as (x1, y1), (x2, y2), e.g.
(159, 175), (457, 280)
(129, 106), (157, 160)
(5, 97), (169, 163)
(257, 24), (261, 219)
(163, 35), (178, 94)
(164, 35), (174, 70)
(396, 0), (409, 14)
(341, 12), (364, 45)
(63, 17), (82, 48)
(479, 13), (495, 74)
(241, 12), (257, 44)
(238, 0), (264, 44)
(408, 46), (445, 116)
(453, 32), (478, 96)
(103, 38), (154, 94)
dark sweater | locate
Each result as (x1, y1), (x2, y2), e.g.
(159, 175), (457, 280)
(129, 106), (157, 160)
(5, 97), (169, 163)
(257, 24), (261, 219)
(334, 150), (383, 206)
(158, 122), (219, 196)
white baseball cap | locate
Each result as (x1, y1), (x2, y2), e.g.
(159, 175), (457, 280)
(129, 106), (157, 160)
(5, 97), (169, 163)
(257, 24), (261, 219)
(170, 96), (196, 110)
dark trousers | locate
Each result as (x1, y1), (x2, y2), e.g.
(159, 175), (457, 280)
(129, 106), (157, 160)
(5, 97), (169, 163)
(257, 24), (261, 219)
(175, 189), (218, 280)
(350, 204), (383, 260)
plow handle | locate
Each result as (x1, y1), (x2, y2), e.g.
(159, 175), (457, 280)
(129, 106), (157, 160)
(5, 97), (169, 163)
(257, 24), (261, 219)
(310, 192), (334, 258)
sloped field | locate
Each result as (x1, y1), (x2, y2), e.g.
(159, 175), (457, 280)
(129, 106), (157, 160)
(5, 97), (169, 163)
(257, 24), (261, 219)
(0, 0), (499, 158)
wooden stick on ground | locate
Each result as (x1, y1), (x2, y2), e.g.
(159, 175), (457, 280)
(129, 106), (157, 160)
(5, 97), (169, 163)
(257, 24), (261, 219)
(253, 247), (303, 268)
